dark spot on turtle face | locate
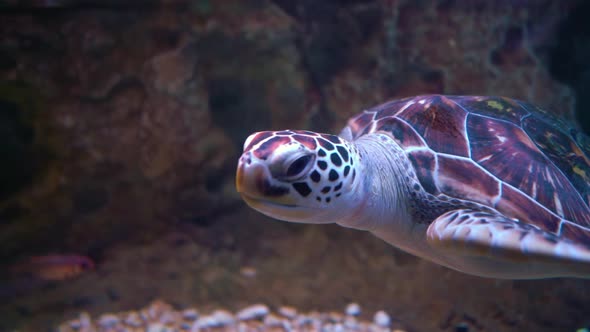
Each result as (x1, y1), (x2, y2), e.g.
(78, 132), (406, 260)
(318, 160), (327, 170)
(519, 231), (527, 240)
(334, 182), (342, 191)
(326, 197), (331, 203)
(292, 182), (312, 197)
(318, 149), (327, 157)
(459, 215), (469, 222)
(330, 153), (342, 166)
(352, 169), (356, 182)
(321, 186), (331, 193)
(241, 153), (252, 165)
(324, 135), (340, 144)
(310, 170), (321, 182)
(350, 157), (354, 166)
(344, 165), (350, 177)
(336, 193), (341, 197)
(316, 196), (321, 202)
(329, 169), (339, 181)
(478, 219), (488, 224)
(413, 183), (420, 191)
(503, 225), (514, 230)
(318, 138), (335, 151)
(336, 146), (349, 162)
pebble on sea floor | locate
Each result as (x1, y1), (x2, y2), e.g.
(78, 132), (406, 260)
(240, 266), (258, 278)
(147, 322), (175, 332)
(212, 310), (236, 325)
(124, 311), (144, 327)
(97, 314), (119, 328)
(236, 304), (270, 321)
(345, 303), (361, 316)
(373, 310), (391, 327)
(192, 309), (235, 330)
(160, 310), (181, 325)
(78, 312), (92, 328)
(182, 308), (199, 321)
(67, 320), (81, 330)
(263, 313), (285, 327)
(278, 306), (298, 319)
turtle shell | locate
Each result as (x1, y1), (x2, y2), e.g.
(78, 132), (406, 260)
(345, 95), (590, 243)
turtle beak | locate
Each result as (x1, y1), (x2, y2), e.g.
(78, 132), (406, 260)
(236, 152), (298, 207)
(236, 151), (331, 224)
(235, 157), (247, 193)
(235, 152), (263, 196)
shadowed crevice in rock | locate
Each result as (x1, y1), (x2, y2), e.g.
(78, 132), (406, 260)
(207, 78), (271, 152)
(547, 1), (590, 133)
(0, 100), (36, 201)
(272, 0), (383, 132)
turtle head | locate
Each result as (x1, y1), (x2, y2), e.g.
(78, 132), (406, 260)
(236, 130), (362, 223)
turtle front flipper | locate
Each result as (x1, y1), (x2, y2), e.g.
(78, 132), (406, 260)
(426, 209), (590, 279)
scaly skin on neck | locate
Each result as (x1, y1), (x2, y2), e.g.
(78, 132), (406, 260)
(340, 133), (443, 262)
(338, 133), (411, 232)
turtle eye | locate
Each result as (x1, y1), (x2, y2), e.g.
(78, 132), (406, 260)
(284, 154), (313, 179)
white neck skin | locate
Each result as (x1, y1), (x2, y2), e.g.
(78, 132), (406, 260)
(338, 133), (449, 262)
(337, 133), (411, 232)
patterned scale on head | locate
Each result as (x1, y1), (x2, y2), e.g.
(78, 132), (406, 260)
(236, 130), (361, 223)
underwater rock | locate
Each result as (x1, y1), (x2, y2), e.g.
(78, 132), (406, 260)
(239, 266), (257, 278)
(278, 306), (298, 319)
(124, 312), (143, 328)
(236, 304), (270, 321)
(345, 302), (361, 316)
(373, 310), (391, 328)
(97, 314), (119, 328)
(182, 308), (199, 321)
(547, 1), (590, 132)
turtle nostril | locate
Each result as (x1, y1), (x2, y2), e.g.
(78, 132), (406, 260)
(241, 152), (252, 165)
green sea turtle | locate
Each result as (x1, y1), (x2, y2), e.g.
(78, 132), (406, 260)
(236, 95), (590, 279)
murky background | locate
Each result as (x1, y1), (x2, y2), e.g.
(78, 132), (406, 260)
(1, 1), (590, 331)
